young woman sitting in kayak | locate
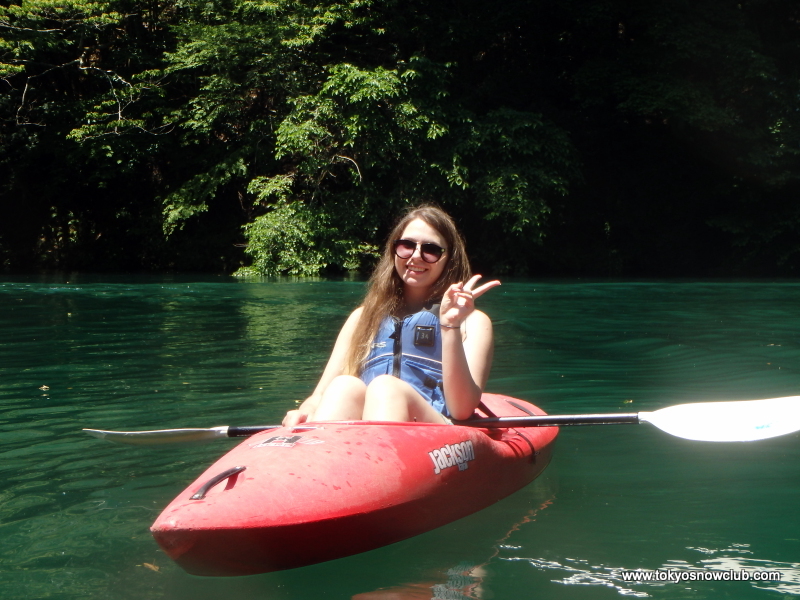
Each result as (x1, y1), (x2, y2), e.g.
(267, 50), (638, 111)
(283, 205), (500, 426)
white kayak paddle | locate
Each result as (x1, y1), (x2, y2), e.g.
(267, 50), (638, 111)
(641, 396), (800, 442)
(83, 425), (284, 446)
(458, 396), (800, 442)
(84, 396), (800, 446)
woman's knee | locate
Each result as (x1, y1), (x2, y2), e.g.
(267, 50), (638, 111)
(313, 375), (366, 420)
(363, 375), (423, 420)
(364, 375), (447, 423)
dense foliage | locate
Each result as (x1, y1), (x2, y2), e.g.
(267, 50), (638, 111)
(2, 0), (799, 275)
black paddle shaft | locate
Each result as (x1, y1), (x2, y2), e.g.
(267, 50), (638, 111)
(227, 425), (280, 437)
(226, 425), (319, 437)
(453, 413), (640, 428)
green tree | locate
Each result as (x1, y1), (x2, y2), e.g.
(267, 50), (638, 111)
(0, 0), (178, 270)
(2, 0), (799, 275)
(151, 0), (579, 275)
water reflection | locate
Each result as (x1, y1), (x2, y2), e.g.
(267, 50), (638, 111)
(351, 564), (485, 600)
(351, 499), (556, 600)
(501, 546), (800, 597)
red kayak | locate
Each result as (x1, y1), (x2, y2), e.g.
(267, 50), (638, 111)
(150, 393), (558, 576)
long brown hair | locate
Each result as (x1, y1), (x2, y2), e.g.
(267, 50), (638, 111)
(344, 205), (472, 376)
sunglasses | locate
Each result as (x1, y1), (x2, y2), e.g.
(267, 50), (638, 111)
(393, 239), (447, 263)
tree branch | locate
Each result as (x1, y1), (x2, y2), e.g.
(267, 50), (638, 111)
(335, 154), (363, 180)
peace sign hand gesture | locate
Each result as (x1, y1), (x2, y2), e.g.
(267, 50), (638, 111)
(439, 275), (501, 328)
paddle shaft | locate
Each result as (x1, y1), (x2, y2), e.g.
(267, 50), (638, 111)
(85, 414), (643, 445)
(227, 426), (279, 437)
(454, 413), (640, 428)
(245, 414), (642, 432)
(239, 414), (642, 434)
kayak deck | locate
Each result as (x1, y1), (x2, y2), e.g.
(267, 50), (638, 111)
(150, 393), (558, 576)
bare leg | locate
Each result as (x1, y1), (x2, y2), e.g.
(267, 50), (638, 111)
(362, 375), (448, 423)
(312, 375), (367, 421)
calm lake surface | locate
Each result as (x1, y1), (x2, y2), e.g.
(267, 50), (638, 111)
(1, 276), (799, 600)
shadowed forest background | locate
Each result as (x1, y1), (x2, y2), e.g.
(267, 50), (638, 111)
(2, 0), (799, 277)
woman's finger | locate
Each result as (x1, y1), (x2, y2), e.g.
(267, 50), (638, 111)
(445, 282), (463, 296)
(283, 410), (306, 428)
(471, 280), (501, 299)
(462, 275), (483, 293)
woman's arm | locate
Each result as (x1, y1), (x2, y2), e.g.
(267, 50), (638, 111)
(439, 276), (500, 420)
(282, 306), (364, 427)
(440, 310), (494, 420)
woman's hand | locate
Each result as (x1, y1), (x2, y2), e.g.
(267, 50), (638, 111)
(282, 409), (309, 428)
(282, 395), (319, 428)
(439, 275), (501, 328)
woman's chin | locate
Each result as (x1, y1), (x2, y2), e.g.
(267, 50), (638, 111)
(401, 276), (436, 295)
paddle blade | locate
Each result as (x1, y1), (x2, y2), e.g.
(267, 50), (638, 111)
(83, 427), (230, 445)
(639, 396), (800, 442)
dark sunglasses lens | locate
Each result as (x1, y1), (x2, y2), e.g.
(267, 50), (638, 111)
(394, 240), (416, 258)
(421, 244), (445, 263)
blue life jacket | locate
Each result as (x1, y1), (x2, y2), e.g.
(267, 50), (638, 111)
(359, 305), (448, 416)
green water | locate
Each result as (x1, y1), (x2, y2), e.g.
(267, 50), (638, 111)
(1, 276), (799, 600)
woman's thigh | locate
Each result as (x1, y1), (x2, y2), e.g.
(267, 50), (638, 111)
(312, 375), (367, 421)
(362, 375), (448, 423)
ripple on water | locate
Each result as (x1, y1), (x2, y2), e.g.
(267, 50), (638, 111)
(500, 547), (800, 598)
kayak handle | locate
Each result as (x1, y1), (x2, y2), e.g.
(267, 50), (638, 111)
(191, 466), (246, 500)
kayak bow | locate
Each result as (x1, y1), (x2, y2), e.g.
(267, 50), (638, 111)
(150, 393), (557, 576)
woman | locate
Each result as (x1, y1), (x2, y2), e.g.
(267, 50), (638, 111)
(283, 205), (500, 427)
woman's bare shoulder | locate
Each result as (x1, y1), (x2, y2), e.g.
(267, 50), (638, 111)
(339, 305), (365, 330)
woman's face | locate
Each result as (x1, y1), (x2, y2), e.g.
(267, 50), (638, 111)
(394, 218), (449, 293)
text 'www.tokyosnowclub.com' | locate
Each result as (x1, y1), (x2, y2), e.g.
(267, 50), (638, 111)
(620, 569), (782, 583)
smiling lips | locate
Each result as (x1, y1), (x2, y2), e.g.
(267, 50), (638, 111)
(403, 262), (433, 280)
